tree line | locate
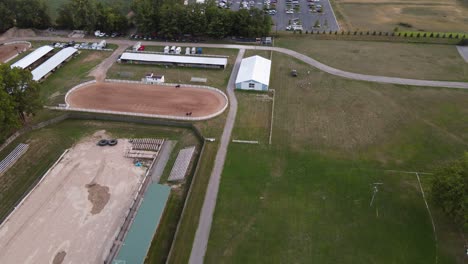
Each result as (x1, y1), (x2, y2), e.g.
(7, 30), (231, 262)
(0, 65), (41, 141)
(0, 0), (51, 32)
(133, 0), (272, 39)
(1, 0), (271, 39)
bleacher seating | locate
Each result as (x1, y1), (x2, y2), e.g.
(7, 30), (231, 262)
(0, 143), (29, 175)
(125, 138), (164, 159)
(168, 146), (196, 182)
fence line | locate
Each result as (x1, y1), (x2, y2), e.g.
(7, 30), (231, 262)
(59, 79), (228, 121)
(64, 80), (97, 106)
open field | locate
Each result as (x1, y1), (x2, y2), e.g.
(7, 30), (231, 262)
(0, 134), (145, 263)
(107, 48), (238, 89)
(205, 52), (468, 263)
(0, 43), (29, 62)
(331, 0), (468, 32)
(276, 37), (468, 81)
(67, 82), (227, 118)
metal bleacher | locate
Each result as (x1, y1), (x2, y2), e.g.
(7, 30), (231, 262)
(168, 146), (196, 182)
(125, 138), (165, 159)
(0, 143), (29, 175)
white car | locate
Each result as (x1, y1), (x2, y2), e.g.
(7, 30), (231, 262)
(286, 9), (294, 14)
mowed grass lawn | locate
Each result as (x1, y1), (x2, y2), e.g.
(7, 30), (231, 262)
(276, 37), (468, 82)
(204, 52), (468, 263)
(331, 0), (468, 32)
(107, 48), (239, 90)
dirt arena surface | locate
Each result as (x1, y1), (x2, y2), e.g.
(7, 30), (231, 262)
(0, 131), (145, 264)
(0, 43), (30, 62)
(67, 82), (228, 118)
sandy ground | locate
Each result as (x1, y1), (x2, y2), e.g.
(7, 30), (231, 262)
(0, 43), (30, 62)
(0, 131), (145, 264)
(67, 82), (227, 117)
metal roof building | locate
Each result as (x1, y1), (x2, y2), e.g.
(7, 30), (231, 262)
(32, 47), (78, 81)
(10, 45), (54, 69)
(119, 52), (228, 68)
(235, 55), (271, 91)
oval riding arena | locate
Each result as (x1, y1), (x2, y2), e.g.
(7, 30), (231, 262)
(65, 82), (228, 120)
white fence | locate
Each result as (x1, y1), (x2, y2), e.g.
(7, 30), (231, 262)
(57, 79), (228, 121)
(64, 80), (97, 106)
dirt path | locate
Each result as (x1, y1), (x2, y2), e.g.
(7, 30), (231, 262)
(189, 49), (245, 264)
(88, 44), (127, 82)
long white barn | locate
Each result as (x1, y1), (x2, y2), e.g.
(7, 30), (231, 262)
(10, 46), (54, 70)
(32, 47), (78, 81)
(119, 52), (228, 69)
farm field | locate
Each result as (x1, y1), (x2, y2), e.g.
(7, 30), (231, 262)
(276, 37), (468, 82)
(204, 52), (468, 263)
(331, 0), (468, 32)
(107, 48), (238, 90)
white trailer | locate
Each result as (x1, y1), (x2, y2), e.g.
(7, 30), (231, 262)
(133, 42), (142, 51)
(170, 46), (176, 53)
(185, 47), (190, 55)
(191, 47), (196, 54)
(164, 46), (170, 54)
(175, 47), (182, 54)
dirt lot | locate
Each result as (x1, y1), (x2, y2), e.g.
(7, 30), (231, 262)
(0, 43), (30, 62)
(67, 82), (228, 118)
(0, 131), (145, 264)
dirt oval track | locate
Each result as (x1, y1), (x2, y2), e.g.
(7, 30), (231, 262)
(67, 82), (228, 118)
(0, 43), (30, 62)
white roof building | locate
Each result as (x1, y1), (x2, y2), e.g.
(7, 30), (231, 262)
(32, 47), (78, 81)
(119, 52), (228, 68)
(235, 55), (271, 91)
(10, 45), (54, 69)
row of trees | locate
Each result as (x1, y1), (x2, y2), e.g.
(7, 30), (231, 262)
(0, 0), (51, 32)
(0, 65), (41, 140)
(133, 1), (272, 38)
(56, 0), (129, 33)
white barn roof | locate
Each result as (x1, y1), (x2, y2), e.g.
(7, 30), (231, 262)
(120, 52), (227, 67)
(235, 55), (271, 86)
(10, 45), (54, 69)
(32, 47), (78, 81)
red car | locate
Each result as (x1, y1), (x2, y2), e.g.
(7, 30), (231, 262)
(138, 45), (145, 51)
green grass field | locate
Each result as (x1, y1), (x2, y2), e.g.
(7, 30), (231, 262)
(204, 52), (468, 263)
(276, 37), (468, 82)
(331, 0), (468, 32)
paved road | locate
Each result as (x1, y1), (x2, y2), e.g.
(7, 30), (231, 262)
(188, 49), (245, 264)
(5, 36), (467, 89)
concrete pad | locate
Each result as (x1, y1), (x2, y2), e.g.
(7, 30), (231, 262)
(0, 133), (145, 264)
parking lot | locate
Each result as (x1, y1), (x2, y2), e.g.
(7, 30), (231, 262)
(228, 0), (339, 32)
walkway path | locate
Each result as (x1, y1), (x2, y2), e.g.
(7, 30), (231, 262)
(188, 49), (245, 264)
(88, 44), (127, 82)
(4, 36), (468, 89)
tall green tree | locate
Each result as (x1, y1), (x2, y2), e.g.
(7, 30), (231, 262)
(0, 82), (19, 140)
(0, 64), (42, 122)
(431, 153), (468, 230)
(14, 0), (51, 29)
(0, 0), (15, 32)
